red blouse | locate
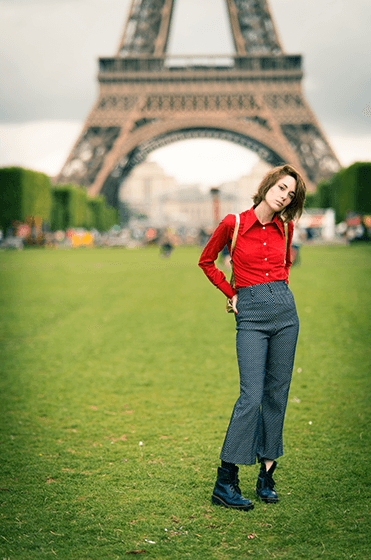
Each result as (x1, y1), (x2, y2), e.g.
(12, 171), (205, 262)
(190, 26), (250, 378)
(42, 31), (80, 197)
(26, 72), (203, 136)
(198, 207), (294, 299)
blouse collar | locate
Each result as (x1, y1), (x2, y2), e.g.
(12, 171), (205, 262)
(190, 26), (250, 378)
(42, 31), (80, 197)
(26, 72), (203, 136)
(241, 206), (285, 236)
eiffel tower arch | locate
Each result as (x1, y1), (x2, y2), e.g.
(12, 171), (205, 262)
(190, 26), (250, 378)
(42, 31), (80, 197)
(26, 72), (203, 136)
(57, 0), (341, 208)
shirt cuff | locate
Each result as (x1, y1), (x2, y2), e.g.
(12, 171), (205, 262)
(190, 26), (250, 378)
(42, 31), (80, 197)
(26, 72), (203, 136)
(217, 279), (237, 299)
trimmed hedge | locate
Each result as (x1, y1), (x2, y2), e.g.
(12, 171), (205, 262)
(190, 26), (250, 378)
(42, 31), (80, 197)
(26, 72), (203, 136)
(0, 166), (118, 233)
(50, 187), (68, 231)
(0, 167), (51, 231)
(87, 196), (118, 232)
(51, 185), (118, 232)
(51, 184), (90, 231)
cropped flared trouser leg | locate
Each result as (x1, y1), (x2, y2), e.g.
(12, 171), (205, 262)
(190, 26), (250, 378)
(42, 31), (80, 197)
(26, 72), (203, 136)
(220, 281), (299, 465)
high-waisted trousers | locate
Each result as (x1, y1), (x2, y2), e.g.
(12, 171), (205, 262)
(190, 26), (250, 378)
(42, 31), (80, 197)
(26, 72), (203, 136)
(220, 281), (299, 465)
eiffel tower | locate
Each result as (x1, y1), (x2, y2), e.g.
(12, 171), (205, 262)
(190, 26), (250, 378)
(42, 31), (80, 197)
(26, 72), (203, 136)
(57, 0), (340, 208)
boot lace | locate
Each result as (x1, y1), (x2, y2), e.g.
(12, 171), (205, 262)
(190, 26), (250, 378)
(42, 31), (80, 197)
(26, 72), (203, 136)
(234, 476), (241, 495)
(265, 471), (276, 490)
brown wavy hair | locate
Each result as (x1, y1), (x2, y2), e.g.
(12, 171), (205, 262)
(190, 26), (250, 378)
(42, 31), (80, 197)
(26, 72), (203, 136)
(253, 164), (306, 222)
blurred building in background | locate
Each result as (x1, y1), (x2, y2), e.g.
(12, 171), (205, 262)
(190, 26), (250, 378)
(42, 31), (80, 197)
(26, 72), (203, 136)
(218, 159), (272, 214)
(119, 158), (272, 227)
(160, 186), (235, 227)
(119, 160), (176, 222)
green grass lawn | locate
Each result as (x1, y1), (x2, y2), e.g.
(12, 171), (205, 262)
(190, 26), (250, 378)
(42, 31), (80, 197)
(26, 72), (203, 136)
(0, 243), (370, 560)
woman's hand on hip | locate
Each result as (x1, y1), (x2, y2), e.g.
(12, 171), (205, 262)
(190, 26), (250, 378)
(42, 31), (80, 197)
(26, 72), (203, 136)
(232, 294), (238, 314)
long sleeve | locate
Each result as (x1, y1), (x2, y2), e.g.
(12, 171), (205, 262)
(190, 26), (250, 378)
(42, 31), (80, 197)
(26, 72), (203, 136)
(284, 221), (295, 280)
(198, 215), (237, 299)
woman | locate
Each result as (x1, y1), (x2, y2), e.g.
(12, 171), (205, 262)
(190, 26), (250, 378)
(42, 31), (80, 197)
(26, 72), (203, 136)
(198, 164), (306, 511)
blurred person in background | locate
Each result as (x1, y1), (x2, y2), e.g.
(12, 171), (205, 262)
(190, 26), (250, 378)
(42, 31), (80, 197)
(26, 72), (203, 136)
(159, 227), (176, 258)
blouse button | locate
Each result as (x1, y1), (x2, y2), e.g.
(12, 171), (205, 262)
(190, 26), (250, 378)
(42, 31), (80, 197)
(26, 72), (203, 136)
(266, 273), (269, 276)
(262, 226), (266, 230)
(263, 242), (267, 246)
(265, 258), (268, 261)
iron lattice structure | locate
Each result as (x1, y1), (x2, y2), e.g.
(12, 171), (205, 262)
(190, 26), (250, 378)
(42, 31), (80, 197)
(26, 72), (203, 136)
(58, 0), (340, 207)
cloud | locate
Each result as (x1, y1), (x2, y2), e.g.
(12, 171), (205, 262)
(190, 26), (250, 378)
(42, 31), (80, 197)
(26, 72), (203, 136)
(0, 0), (131, 121)
(330, 132), (371, 167)
(270, 0), (371, 134)
(167, 0), (234, 55)
(0, 120), (81, 175)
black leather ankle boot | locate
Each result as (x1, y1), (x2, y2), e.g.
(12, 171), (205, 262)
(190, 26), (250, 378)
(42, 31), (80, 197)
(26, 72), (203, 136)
(212, 467), (254, 511)
(232, 468), (242, 495)
(256, 461), (279, 503)
(222, 462), (241, 494)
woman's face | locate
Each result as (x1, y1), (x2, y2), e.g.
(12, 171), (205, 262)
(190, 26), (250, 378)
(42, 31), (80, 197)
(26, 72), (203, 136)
(265, 174), (296, 213)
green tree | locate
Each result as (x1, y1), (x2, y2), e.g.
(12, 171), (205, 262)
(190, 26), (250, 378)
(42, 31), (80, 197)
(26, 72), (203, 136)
(310, 162), (371, 222)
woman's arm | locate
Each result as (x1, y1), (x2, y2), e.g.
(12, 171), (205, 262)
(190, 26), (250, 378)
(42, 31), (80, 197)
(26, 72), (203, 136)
(198, 215), (237, 299)
(284, 221), (295, 278)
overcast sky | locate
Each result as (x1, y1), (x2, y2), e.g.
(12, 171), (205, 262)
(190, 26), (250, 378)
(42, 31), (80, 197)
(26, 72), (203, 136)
(0, 0), (370, 185)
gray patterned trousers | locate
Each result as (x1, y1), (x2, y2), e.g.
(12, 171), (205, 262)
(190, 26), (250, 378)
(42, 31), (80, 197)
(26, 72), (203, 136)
(220, 281), (299, 465)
